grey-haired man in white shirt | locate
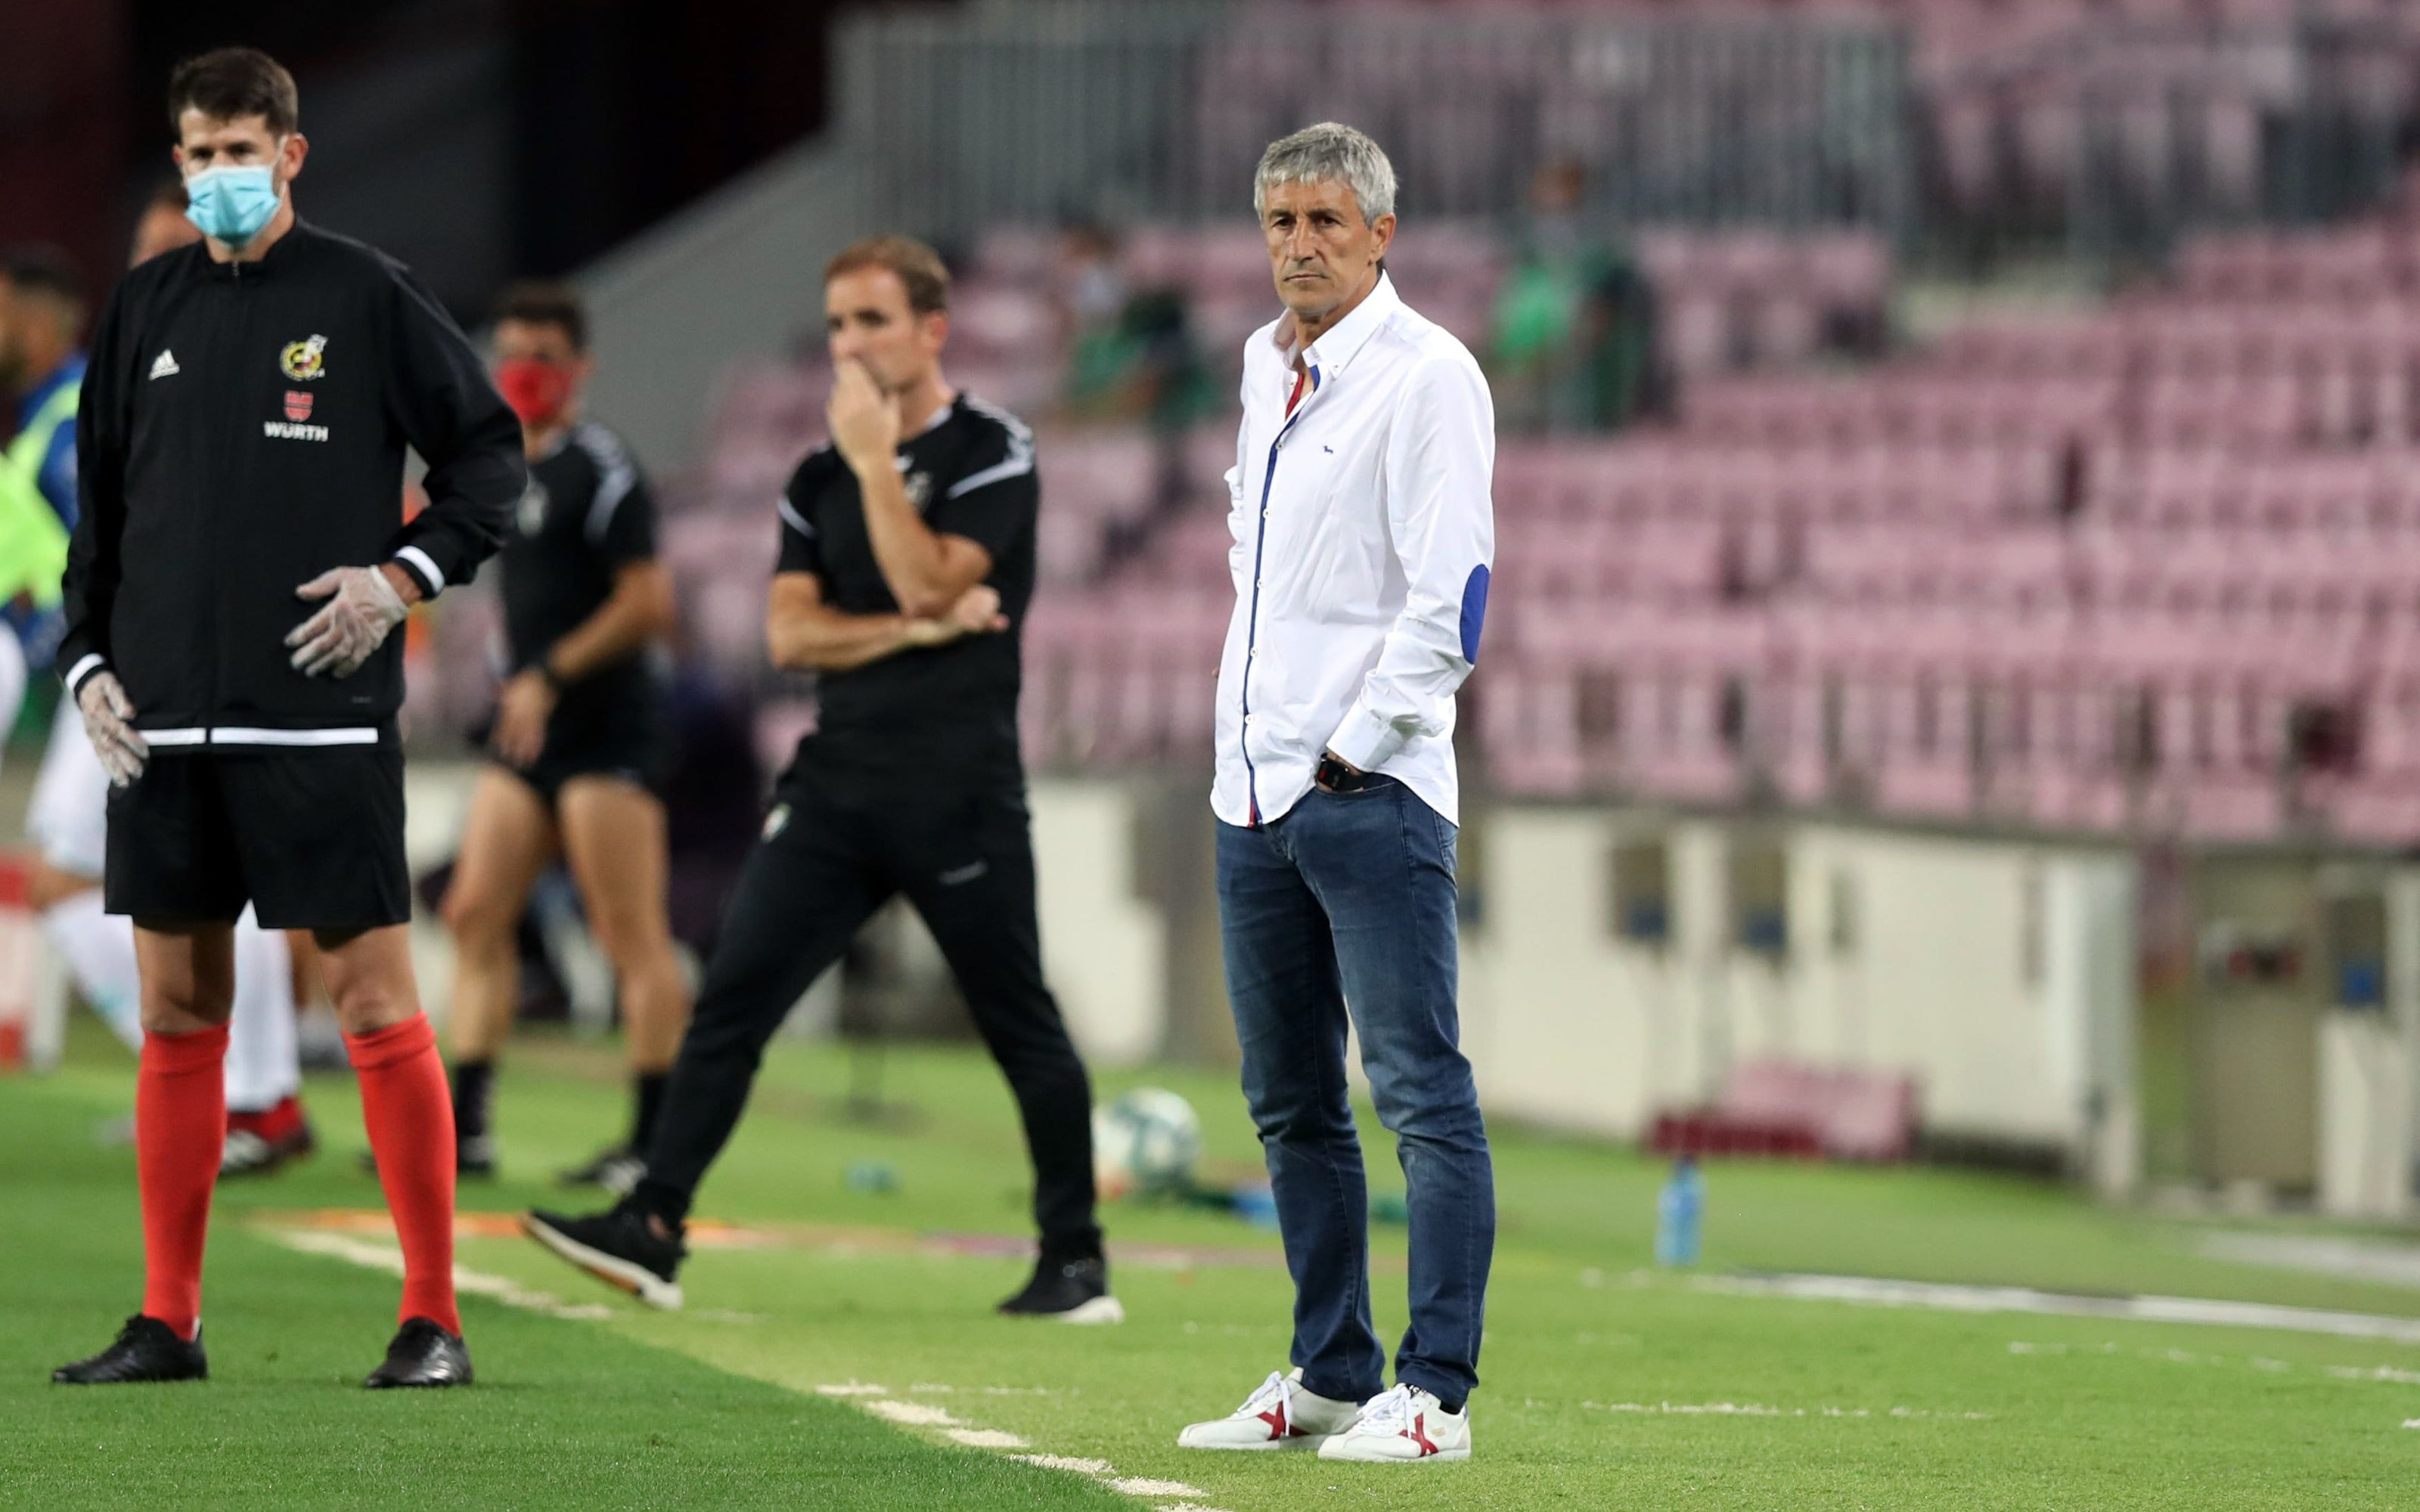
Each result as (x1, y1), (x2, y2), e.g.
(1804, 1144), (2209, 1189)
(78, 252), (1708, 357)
(1177, 122), (1497, 1465)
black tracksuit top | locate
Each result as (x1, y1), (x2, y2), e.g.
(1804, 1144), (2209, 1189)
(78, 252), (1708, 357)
(59, 220), (523, 747)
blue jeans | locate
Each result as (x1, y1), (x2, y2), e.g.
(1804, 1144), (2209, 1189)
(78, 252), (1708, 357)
(1215, 776), (1495, 1405)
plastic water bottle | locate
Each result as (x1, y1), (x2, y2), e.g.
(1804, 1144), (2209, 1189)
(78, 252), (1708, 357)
(845, 1160), (899, 1195)
(1655, 1156), (1704, 1267)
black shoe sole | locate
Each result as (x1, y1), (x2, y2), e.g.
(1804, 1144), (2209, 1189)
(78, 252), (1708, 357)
(364, 1362), (473, 1389)
(51, 1367), (208, 1384)
(519, 1212), (684, 1311)
(997, 1294), (1125, 1325)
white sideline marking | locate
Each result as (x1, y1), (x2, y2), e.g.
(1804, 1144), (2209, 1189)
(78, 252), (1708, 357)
(2012, 1338), (2420, 1386)
(2328, 1364), (2420, 1385)
(865, 1399), (960, 1427)
(269, 1224), (1217, 1510)
(2198, 1232), (2420, 1290)
(1699, 1271), (2420, 1346)
(273, 1231), (613, 1321)
(946, 1428), (1029, 1448)
(1581, 1400), (1993, 1421)
(909, 1381), (1072, 1397)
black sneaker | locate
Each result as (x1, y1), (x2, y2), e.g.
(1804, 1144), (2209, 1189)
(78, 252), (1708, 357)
(521, 1204), (685, 1310)
(556, 1145), (647, 1197)
(458, 1134), (498, 1178)
(364, 1317), (473, 1389)
(52, 1315), (208, 1384)
(997, 1252), (1124, 1325)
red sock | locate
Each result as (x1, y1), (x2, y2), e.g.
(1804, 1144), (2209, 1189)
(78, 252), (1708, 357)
(138, 1024), (230, 1340)
(346, 1015), (460, 1335)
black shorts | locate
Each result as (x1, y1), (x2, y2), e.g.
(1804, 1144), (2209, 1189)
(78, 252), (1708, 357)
(498, 706), (674, 807)
(104, 748), (412, 931)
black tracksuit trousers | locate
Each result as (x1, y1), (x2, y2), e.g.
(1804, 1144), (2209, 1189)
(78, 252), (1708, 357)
(630, 778), (1102, 1255)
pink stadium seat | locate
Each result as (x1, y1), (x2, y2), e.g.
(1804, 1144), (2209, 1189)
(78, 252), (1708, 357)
(661, 109), (2420, 851)
(1651, 1058), (1919, 1163)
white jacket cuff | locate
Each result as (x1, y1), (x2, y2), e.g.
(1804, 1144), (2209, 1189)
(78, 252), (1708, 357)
(1326, 703), (1405, 774)
(392, 547), (445, 600)
(64, 654), (107, 701)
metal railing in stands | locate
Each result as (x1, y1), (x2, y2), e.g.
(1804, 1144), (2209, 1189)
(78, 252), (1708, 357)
(1923, 14), (2415, 273)
(856, 2), (2415, 265)
(849, 2), (1916, 236)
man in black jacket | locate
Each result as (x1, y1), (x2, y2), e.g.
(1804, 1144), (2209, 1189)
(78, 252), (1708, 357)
(48, 48), (522, 1390)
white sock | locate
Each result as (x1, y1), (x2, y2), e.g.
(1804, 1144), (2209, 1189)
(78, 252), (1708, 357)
(38, 890), (141, 1052)
(225, 907), (299, 1112)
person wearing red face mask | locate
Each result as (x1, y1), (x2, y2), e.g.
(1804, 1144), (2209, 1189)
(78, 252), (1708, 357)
(435, 281), (688, 1194)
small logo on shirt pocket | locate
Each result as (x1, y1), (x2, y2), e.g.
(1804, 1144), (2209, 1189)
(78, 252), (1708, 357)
(280, 334), (328, 382)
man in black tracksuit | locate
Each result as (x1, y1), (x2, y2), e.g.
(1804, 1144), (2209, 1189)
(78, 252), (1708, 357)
(50, 48), (521, 1391)
(524, 235), (1115, 1323)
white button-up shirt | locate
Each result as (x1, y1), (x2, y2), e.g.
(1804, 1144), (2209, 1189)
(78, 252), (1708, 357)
(1212, 272), (1497, 829)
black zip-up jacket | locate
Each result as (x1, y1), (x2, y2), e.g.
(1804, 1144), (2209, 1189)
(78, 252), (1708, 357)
(60, 220), (522, 748)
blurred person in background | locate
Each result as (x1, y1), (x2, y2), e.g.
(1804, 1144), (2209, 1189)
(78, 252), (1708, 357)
(1056, 215), (1212, 435)
(49, 47), (522, 1390)
(0, 246), (84, 751)
(1177, 123), (1495, 1465)
(1488, 157), (1656, 432)
(523, 234), (1113, 1324)
(19, 194), (317, 1178)
(129, 177), (202, 268)
(436, 280), (687, 1193)
(1053, 216), (1125, 358)
(1052, 214), (1212, 556)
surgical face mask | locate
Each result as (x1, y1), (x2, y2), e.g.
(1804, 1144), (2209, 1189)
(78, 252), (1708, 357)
(183, 160), (282, 247)
(495, 358), (574, 426)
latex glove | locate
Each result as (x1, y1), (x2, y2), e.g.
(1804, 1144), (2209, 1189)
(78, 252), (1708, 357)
(287, 565), (409, 677)
(76, 671), (147, 787)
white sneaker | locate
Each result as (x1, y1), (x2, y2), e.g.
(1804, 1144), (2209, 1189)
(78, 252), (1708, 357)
(1317, 1383), (1471, 1463)
(1176, 1368), (1360, 1450)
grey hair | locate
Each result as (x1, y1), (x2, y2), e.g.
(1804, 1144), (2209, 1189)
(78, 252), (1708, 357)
(1252, 122), (1397, 223)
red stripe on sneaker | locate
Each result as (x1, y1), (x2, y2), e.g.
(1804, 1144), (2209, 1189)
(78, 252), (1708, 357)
(1410, 1413), (1439, 1457)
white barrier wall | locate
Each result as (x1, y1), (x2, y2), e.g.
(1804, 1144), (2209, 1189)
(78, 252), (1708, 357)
(1029, 778), (1168, 1069)
(399, 767), (2143, 1175)
(1460, 810), (2139, 1168)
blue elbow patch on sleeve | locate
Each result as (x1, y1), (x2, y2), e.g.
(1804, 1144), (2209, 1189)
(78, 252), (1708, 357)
(1460, 563), (1490, 665)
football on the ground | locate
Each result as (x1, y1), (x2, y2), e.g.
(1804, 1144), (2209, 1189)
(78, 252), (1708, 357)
(1092, 1087), (1202, 1198)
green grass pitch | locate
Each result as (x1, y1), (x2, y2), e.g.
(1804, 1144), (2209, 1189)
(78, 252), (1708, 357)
(7, 1017), (2419, 1509)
